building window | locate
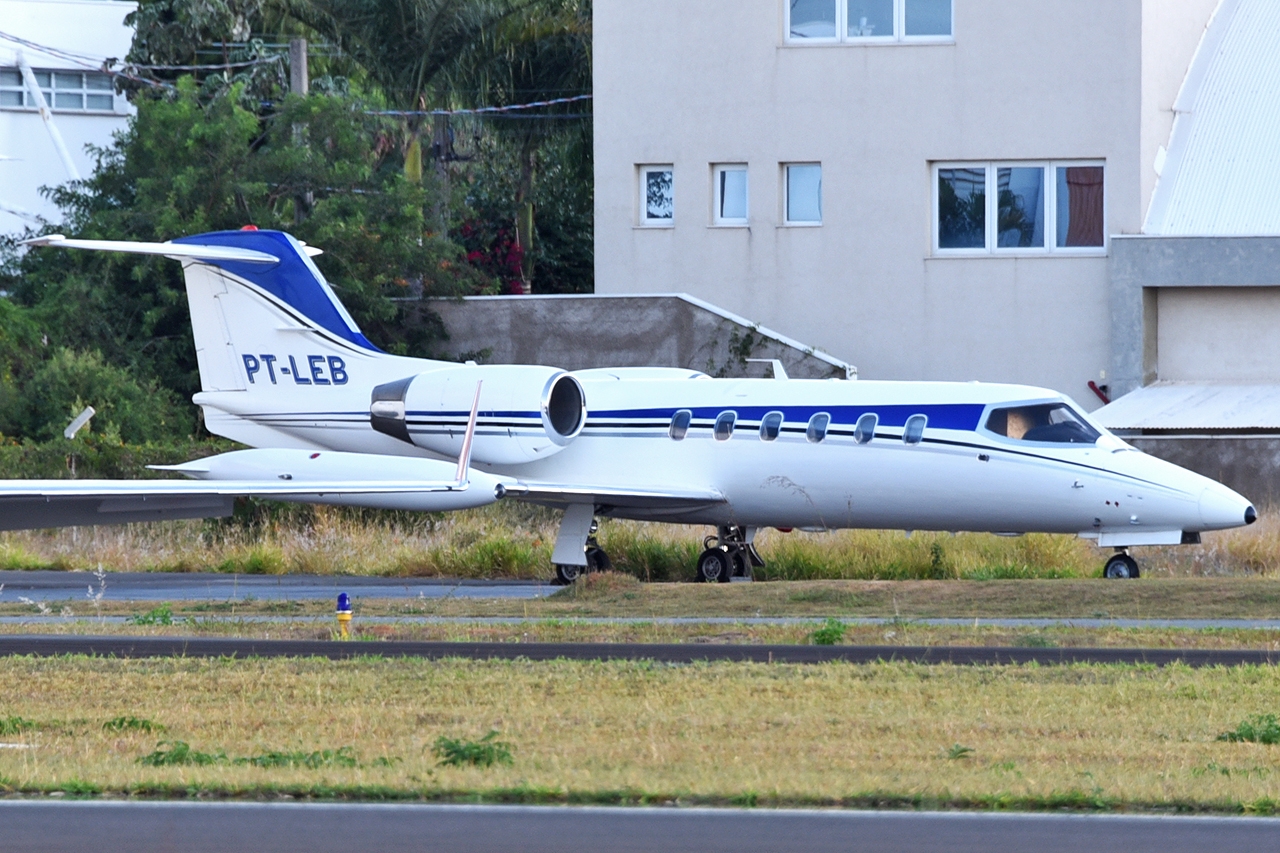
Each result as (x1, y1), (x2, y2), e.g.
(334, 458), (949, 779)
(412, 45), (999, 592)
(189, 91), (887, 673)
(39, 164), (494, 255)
(784, 164), (822, 225)
(934, 162), (1105, 255)
(714, 164), (749, 226)
(786, 0), (953, 44)
(0, 69), (117, 112)
(640, 165), (673, 226)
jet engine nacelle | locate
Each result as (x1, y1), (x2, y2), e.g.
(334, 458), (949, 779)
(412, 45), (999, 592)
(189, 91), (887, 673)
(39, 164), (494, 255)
(370, 365), (586, 465)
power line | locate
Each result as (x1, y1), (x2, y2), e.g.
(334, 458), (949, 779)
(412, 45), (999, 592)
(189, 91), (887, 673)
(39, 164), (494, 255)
(370, 94), (592, 116)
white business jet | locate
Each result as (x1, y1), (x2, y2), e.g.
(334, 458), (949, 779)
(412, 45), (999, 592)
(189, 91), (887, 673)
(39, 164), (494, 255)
(9, 228), (1256, 581)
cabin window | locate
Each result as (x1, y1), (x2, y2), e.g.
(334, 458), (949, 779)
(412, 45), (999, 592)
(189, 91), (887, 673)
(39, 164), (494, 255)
(806, 412), (830, 443)
(669, 409), (692, 441)
(985, 403), (1099, 444)
(903, 414), (927, 445)
(714, 411), (737, 441)
(854, 413), (878, 444)
(760, 411), (784, 441)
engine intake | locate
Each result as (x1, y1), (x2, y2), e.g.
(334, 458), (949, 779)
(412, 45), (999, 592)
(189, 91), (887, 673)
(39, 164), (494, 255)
(371, 365), (586, 465)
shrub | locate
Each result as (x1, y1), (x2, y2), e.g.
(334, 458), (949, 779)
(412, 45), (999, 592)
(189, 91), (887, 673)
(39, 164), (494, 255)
(1217, 715), (1280, 745)
(128, 604), (174, 626)
(432, 731), (513, 768)
(237, 747), (358, 769)
(103, 716), (164, 733)
(138, 741), (226, 766)
(0, 715), (36, 735)
(810, 618), (847, 646)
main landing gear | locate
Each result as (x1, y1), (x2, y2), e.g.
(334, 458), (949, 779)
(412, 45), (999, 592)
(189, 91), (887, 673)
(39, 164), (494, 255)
(1103, 549), (1141, 579)
(696, 525), (763, 583)
(552, 504), (612, 585)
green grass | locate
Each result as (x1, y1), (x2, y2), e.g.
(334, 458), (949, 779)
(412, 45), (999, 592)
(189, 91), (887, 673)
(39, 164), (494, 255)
(1218, 715), (1280, 745)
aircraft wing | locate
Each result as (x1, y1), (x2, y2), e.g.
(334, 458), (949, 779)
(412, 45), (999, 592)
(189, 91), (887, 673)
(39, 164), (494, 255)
(505, 482), (726, 514)
(0, 477), (504, 531)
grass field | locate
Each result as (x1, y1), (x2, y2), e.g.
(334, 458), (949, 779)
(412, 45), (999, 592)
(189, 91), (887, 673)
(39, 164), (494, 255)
(0, 501), (1277, 580)
(3, 656), (1280, 812)
(4, 615), (1280, 651)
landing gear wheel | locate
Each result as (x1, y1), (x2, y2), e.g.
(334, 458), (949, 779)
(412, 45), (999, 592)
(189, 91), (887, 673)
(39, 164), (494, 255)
(728, 548), (748, 580)
(697, 548), (733, 583)
(586, 546), (612, 572)
(554, 563), (584, 585)
(1103, 553), (1140, 579)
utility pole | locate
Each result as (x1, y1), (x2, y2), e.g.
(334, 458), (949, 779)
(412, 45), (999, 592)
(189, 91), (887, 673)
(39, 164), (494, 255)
(289, 38), (312, 223)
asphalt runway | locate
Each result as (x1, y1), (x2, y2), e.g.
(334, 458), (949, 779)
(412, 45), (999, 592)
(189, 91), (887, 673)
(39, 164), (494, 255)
(2, 802), (1278, 853)
(0, 570), (550, 601)
(2, 633), (1277, 666)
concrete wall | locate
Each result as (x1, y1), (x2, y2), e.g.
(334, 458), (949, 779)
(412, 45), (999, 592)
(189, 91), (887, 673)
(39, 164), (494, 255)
(594, 0), (1212, 408)
(1132, 437), (1280, 506)
(1109, 235), (1280, 395)
(427, 294), (853, 378)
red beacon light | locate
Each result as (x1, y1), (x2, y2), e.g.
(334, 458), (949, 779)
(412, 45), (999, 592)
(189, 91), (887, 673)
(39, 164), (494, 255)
(240, 224), (259, 231)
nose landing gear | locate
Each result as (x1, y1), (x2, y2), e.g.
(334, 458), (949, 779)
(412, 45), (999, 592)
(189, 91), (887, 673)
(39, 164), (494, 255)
(1103, 549), (1140, 579)
(696, 525), (763, 583)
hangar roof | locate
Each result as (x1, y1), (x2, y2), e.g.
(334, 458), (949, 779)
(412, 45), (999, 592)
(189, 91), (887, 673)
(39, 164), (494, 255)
(1094, 382), (1280, 432)
(1144, 0), (1280, 236)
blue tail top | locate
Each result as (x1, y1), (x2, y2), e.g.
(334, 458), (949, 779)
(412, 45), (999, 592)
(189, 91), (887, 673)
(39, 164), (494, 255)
(173, 229), (382, 352)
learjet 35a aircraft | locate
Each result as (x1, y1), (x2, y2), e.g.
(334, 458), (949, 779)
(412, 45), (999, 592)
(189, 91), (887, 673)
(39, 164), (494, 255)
(7, 228), (1257, 581)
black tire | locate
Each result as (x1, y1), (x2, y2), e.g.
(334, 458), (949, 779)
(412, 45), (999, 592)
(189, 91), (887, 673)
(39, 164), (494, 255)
(554, 563), (583, 585)
(1103, 554), (1140, 579)
(586, 546), (612, 572)
(697, 548), (732, 583)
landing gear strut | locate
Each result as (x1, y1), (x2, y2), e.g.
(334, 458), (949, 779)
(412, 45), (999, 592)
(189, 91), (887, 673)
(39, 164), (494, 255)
(1103, 549), (1140, 579)
(696, 525), (763, 583)
(552, 508), (611, 585)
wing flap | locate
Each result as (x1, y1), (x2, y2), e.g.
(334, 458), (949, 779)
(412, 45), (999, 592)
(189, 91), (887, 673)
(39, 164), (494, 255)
(506, 482), (725, 512)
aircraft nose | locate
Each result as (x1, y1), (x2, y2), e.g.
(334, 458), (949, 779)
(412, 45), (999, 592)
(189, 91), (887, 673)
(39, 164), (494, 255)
(1199, 482), (1256, 530)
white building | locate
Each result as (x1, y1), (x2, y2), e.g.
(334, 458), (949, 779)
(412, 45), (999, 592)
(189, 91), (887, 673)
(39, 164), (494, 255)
(0, 0), (135, 234)
(593, 0), (1220, 407)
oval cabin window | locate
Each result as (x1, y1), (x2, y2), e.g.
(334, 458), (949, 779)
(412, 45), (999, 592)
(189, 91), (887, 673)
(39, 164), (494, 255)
(669, 409), (692, 441)
(854, 413), (877, 445)
(806, 412), (830, 443)
(760, 411), (783, 442)
(903, 414), (927, 445)
(714, 411), (737, 441)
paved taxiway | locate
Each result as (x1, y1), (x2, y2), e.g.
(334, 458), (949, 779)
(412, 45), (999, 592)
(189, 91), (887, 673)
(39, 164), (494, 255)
(0, 570), (549, 601)
(2, 634), (1277, 666)
(3, 802), (1278, 852)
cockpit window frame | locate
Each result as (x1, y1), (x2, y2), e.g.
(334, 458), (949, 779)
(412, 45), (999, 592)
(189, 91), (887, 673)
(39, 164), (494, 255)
(978, 398), (1103, 447)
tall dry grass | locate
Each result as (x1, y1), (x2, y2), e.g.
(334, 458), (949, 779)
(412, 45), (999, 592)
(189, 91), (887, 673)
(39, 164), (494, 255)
(0, 501), (1278, 579)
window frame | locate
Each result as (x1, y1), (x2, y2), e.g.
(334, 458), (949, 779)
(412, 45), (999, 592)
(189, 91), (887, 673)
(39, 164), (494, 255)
(932, 160), (1107, 257)
(712, 164), (750, 227)
(638, 164), (675, 227)
(902, 414), (928, 445)
(806, 412), (831, 443)
(759, 411), (784, 442)
(854, 413), (878, 444)
(784, 0), (954, 46)
(713, 410), (738, 442)
(0, 68), (120, 114)
(782, 163), (823, 227)
(668, 409), (692, 441)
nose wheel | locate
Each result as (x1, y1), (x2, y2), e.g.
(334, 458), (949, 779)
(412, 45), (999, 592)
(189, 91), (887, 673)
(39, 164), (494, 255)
(1103, 550), (1140, 579)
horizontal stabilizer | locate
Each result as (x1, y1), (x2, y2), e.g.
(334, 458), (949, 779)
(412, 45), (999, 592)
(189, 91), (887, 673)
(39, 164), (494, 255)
(19, 234), (279, 264)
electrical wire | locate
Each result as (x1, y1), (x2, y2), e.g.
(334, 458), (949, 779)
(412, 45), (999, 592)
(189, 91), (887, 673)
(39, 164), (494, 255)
(369, 94), (592, 116)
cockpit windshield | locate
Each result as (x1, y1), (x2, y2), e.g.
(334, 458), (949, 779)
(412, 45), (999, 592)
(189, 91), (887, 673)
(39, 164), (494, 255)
(984, 403), (1100, 444)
